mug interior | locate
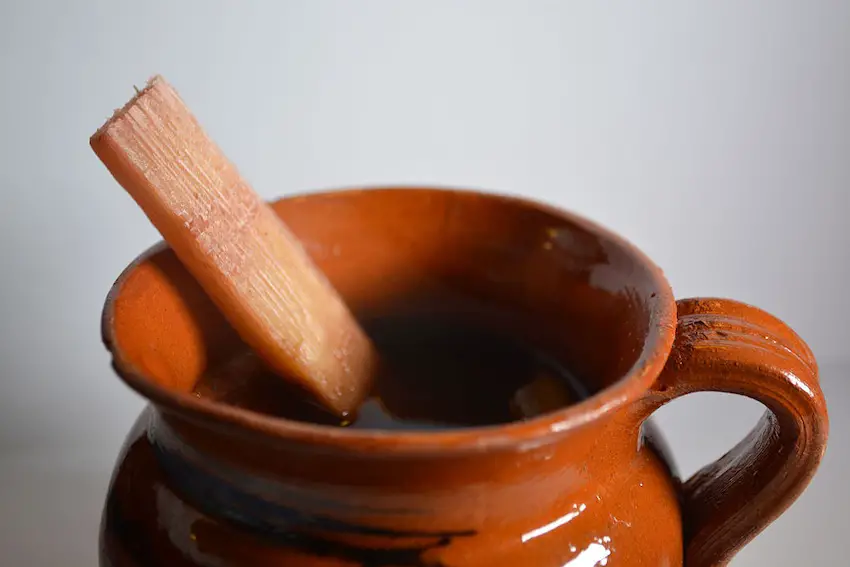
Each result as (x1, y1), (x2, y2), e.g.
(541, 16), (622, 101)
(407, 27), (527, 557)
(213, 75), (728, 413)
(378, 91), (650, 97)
(104, 188), (675, 442)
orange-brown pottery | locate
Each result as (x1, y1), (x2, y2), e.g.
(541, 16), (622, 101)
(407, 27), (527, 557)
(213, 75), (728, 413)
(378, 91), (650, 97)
(100, 188), (828, 566)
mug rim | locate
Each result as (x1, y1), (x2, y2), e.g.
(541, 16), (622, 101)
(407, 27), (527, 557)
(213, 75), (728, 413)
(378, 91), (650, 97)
(102, 186), (677, 454)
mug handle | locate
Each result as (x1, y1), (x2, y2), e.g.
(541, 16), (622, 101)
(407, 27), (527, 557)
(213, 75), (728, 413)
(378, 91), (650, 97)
(640, 298), (828, 567)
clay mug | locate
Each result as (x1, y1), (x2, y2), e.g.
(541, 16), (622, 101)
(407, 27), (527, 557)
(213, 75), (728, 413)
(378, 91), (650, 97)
(100, 188), (828, 566)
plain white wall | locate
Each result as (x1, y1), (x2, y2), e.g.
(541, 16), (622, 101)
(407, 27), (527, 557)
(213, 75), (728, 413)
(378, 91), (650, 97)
(0, 1), (847, 564)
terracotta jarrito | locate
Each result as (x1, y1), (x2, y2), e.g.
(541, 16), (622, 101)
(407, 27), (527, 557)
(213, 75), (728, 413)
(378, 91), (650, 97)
(100, 187), (828, 566)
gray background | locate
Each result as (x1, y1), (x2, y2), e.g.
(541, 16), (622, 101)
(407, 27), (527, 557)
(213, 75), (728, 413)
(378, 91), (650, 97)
(0, 1), (847, 565)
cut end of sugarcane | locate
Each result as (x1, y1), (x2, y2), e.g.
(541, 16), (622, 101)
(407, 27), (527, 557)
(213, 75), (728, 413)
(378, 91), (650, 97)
(91, 75), (165, 143)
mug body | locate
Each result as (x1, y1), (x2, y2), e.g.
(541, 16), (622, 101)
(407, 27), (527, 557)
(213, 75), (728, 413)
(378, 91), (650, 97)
(101, 188), (684, 566)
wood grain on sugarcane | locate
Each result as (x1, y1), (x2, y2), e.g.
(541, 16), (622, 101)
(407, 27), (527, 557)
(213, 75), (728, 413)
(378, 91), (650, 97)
(91, 76), (377, 415)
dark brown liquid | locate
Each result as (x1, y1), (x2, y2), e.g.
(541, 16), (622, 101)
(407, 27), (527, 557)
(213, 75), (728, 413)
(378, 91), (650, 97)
(193, 317), (586, 430)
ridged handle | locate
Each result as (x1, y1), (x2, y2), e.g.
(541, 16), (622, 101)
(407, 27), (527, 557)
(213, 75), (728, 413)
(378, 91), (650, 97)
(644, 298), (828, 566)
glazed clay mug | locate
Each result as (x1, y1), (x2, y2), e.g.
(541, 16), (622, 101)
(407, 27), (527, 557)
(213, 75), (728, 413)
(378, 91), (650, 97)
(100, 188), (828, 566)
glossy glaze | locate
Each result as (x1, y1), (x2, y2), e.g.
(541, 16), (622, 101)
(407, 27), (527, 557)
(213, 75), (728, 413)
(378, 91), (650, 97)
(100, 188), (828, 566)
